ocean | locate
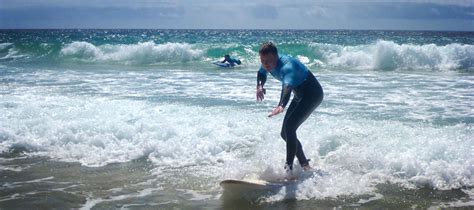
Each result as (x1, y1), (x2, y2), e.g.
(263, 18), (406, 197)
(0, 29), (473, 209)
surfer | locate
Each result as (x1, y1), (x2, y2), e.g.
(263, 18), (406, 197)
(256, 42), (324, 175)
(221, 54), (241, 66)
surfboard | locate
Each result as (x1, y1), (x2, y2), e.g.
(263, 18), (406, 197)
(220, 169), (324, 191)
(220, 179), (286, 192)
(212, 62), (232, 68)
(220, 178), (295, 200)
(220, 169), (324, 200)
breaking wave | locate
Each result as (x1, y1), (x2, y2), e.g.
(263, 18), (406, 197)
(60, 41), (204, 65)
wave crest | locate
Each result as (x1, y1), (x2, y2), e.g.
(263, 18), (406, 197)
(3, 39), (474, 71)
(60, 41), (204, 64)
(312, 40), (474, 71)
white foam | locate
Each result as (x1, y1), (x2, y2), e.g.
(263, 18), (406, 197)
(0, 43), (13, 50)
(0, 193), (20, 202)
(81, 187), (163, 210)
(310, 40), (474, 71)
(0, 165), (26, 172)
(0, 47), (27, 60)
(176, 189), (216, 201)
(60, 41), (204, 65)
(1, 67), (472, 201)
(296, 55), (310, 64)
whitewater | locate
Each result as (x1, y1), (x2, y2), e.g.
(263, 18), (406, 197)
(0, 29), (473, 209)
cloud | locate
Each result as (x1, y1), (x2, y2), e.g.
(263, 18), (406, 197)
(1, 0), (473, 8)
(289, 2), (474, 20)
(304, 5), (330, 18)
(0, 0), (473, 30)
(0, 6), (186, 28)
(250, 4), (279, 19)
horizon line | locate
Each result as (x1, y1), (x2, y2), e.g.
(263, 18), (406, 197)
(1, 28), (473, 33)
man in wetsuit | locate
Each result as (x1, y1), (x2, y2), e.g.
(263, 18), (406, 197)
(256, 42), (324, 175)
(221, 54), (241, 66)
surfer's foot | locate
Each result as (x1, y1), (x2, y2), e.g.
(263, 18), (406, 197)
(284, 163), (293, 173)
(301, 159), (312, 171)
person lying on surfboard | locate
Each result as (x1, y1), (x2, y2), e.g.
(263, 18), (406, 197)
(256, 42), (324, 176)
(221, 54), (241, 67)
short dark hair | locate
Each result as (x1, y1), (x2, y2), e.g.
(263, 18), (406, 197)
(259, 42), (278, 56)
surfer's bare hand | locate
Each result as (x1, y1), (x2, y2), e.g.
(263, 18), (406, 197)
(256, 85), (266, 101)
(268, 106), (284, 117)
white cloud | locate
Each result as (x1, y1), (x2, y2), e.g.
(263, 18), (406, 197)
(1, 0), (473, 30)
(1, 0), (472, 9)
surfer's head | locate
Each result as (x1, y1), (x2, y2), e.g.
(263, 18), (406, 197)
(259, 42), (278, 72)
(259, 42), (278, 56)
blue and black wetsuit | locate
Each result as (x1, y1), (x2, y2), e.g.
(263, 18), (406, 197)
(222, 56), (241, 66)
(257, 54), (324, 168)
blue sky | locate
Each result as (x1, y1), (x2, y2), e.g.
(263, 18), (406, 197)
(1, 0), (473, 31)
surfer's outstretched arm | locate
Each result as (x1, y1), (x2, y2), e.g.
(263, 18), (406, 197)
(268, 85), (292, 117)
(278, 85), (292, 108)
(256, 70), (267, 101)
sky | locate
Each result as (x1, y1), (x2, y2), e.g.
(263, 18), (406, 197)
(0, 0), (473, 31)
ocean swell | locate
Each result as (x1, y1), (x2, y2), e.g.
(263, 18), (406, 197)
(60, 41), (204, 65)
(1, 39), (474, 71)
(311, 40), (474, 71)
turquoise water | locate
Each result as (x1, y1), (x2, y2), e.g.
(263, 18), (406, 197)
(0, 30), (473, 209)
(1, 30), (473, 70)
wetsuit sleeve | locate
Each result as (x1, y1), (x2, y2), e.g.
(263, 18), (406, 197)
(257, 67), (267, 86)
(278, 85), (293, 107)
(278, 62), (297, 108)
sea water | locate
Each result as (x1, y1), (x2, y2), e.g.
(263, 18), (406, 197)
(0, 29), (473, 209)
